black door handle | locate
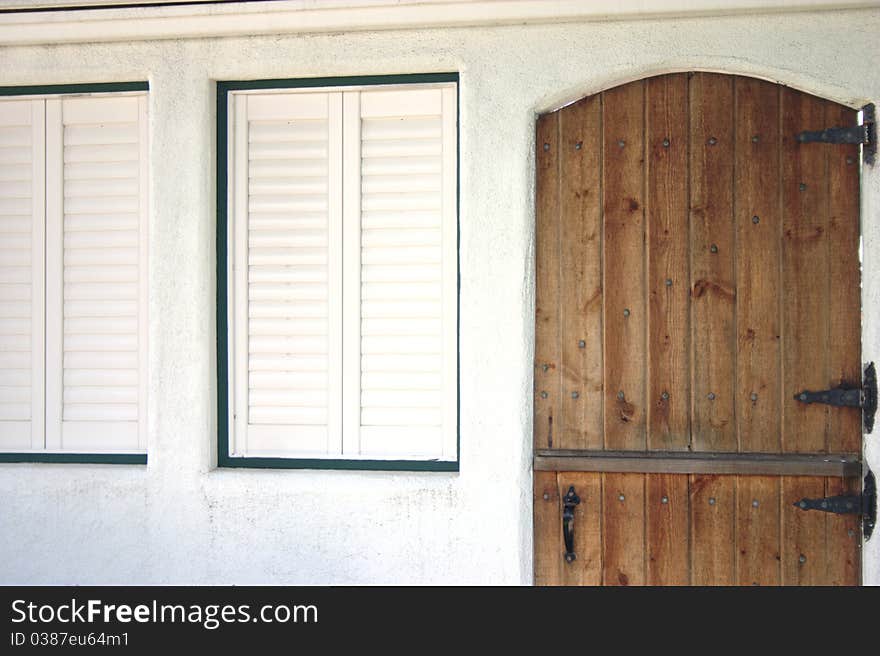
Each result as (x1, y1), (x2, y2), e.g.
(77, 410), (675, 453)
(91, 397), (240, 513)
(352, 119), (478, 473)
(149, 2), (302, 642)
(562, 486), (580, 563)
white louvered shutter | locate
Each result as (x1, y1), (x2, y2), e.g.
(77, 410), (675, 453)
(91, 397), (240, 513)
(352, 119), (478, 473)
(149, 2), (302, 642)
(44, 95), (147, 452)
(345, 86), (457, 460)
(230, 92), (342, 456)
(0, 99), (44, 451)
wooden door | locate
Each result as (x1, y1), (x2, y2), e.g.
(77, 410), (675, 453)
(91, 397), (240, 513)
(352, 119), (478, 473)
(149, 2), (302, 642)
(533, 73), (865, 585)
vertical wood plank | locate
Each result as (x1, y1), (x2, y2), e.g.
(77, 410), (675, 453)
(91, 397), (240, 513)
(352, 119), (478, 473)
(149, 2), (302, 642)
(535, 113), (560, 449)
(558, 472), (603, 585)
(735, 475), (781, 585)
(735, 78), (782, 453)
(602, 81), (647, 451)
(646, 473), (689, 585)
(782, 88), (830, 453)
(781, 476), (827, 585)
(646, 74), (690, 451)
(533, 471), (561, 585)
(690, 474), (735, 585)
(824, 476), (860, 585)
(826, 102), (862, 454)
(557, 97), (604, 450)
(602, 472), (646, 585)
(689, 73), (737, 452)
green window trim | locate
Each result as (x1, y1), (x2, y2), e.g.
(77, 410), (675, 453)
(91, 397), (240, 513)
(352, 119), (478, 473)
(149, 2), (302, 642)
(216, 72), (461, 472)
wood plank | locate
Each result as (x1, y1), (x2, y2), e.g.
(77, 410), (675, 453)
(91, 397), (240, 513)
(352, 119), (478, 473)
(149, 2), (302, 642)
(825, 101), (862, 454)
(557, 96), (603, 450)
(735, 475), (781, 585)
(602, 81), (647, 451)
(534, 112), (560, 450)
(602, 472), (645, 585)
(534, 449), (860, 477)
(781, 475), (827, 585)
(646, 74), (690, 451)
(735, 77), (781, 452)
(646, 473), (689, 584)
(689, 73), (736, 452)
(782, 88), (831, 453)
(557, 471), (602, 585)
(533, 470), (561, 585)
(690, 474), (735, 585)
(824, 476), (860, 585)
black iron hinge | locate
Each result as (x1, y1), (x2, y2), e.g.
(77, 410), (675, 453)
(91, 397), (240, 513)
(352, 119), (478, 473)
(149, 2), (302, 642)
(793, 470), (876, 541)
(794, 362), (877, 434)
(797, 103), (875, 166)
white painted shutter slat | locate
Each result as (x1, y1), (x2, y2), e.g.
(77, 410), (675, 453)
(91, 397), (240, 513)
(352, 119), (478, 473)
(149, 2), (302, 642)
(231, 91), (342, 457)
(356, 86), (456, 459)
(0, 99), (43, 450)
(47, 94), (146, 452)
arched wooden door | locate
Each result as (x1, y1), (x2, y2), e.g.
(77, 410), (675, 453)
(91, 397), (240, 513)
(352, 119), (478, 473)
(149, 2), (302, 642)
(533, 73), (868, 585)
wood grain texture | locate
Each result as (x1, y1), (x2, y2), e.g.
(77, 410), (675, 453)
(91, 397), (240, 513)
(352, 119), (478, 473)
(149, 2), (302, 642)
(602, 81), (647, 451)
(646, 74), (690, 451)
(735, 475), (781, 585)
(557, 96), (603, 450)
(602, 472), (645, 585)
(824, 476), (860, 585)
(534, 113), (560, 450)
(533, 470), (561, 585)
(825, 102), (862, 454)
(734, 77), (781, 453)
(690, 474), (735, 585)
(782, 88), (830, 453)
(781, 475), (827, 585)
(646, 473), (689, 584)
(689, 73), (736, 452)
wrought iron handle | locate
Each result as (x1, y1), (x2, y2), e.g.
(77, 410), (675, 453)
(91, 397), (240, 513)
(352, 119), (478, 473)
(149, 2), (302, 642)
(562, 486), (580, 564)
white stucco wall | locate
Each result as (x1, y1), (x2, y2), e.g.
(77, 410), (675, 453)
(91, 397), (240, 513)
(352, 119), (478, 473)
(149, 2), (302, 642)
(0, 7), (878, 584)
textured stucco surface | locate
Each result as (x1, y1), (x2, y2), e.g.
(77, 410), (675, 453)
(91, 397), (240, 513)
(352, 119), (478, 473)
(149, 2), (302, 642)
(0, 8), (878, 584)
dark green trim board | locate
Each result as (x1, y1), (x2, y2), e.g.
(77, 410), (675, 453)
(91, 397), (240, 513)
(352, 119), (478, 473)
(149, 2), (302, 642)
(216, 73), (461, 472)
(0, 81), (149, 96)
(0, 81), (150, 466)
(0, 453), (147, 465)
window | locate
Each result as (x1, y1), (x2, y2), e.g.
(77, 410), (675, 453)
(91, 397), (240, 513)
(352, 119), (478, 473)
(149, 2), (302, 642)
(0, 84), (148, 462)
(217, 74), (458, 470)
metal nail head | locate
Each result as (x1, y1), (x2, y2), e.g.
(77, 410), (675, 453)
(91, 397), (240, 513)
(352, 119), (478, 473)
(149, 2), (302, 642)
(846, 156), (855, 165)
(571, 391), (579, 399)
(708, 137), (717, 145)
(661, 496), (669, 504)
(662, 138), (670, 148)
(540, 391), (548, 399)
(623, 308), (631, 317)
(618, 494), (625, 502)
(575, 141), (583, 150)
(543, 143), (550, 151)
(709, 497), (716, 505)
(707, 392), (716, 401)
(710, 244), (718, 253)
(665, 278), (673, 287)
(542, 363), (549, 372)
(618, 139), (626, 148)
(578, 340), (586, 348)
(661, 391), (669, 401)
(751, 135), (759, 143)
(751, 392), (758, 402)
(752, 500), (759, 508)
(799, 555), (807, 564)
(543, 493), (550, 501)
(799, 182), (807, 192)
(752, 215), (760, 224)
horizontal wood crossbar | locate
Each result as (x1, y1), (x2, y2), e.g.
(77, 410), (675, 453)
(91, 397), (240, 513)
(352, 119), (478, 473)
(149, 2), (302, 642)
(534, 449), (862, 477)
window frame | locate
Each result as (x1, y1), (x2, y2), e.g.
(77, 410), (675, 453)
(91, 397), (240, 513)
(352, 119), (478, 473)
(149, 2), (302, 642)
(0, 81), (149, 465)
(216, 73), (460, 471)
